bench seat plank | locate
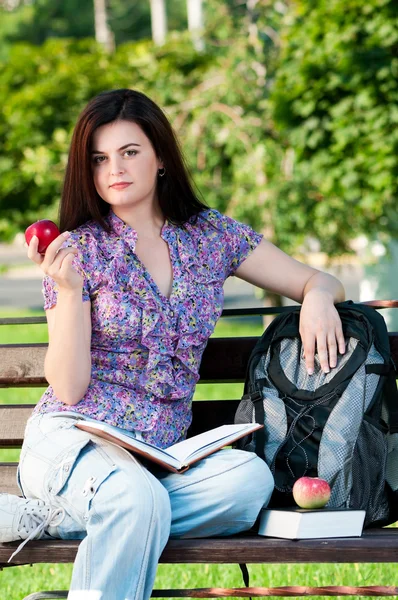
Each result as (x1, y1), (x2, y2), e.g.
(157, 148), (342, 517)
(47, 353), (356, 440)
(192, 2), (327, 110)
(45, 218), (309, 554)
(2, 529), (398, 567)
(0, 344), (47, 386)
(0, 338), (257, 387)
(1, 334), (397, 387)
(0, 463), (21, 495)
(0, 405), (35, 447)
(0, 400), (241, 449)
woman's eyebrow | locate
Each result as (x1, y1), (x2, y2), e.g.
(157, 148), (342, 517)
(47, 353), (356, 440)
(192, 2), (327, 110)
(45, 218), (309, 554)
(91, 143), (141, 154)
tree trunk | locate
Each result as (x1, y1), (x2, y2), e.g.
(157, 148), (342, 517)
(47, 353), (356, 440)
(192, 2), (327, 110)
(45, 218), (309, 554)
(150, 0), (167, 46)
(187, 0), (204, 51)
(93, 0), (114, 53)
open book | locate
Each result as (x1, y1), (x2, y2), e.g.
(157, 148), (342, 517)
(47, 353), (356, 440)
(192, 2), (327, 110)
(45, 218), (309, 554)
(75, 420), (263, 473)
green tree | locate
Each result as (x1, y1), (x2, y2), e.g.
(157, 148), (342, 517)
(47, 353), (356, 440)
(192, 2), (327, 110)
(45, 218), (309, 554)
(0, 39), (124, 238)
(0, 0), (286, 245)
(0, 34), (213, 238)
(270, 0), (398, 255)
(0, 0), (188, 49)
(1, 0), (396, 264)
(167, 1), (286, 241)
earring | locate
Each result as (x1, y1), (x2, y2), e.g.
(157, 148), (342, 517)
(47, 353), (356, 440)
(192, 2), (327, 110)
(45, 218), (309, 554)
(158, 167), (166, 177)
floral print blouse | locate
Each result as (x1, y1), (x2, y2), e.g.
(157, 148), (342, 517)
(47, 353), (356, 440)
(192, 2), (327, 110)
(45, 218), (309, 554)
(33, 209), (263, 448)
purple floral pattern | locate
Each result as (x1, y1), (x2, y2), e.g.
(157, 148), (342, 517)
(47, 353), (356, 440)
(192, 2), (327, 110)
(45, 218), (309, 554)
(34, 209), (263, 448)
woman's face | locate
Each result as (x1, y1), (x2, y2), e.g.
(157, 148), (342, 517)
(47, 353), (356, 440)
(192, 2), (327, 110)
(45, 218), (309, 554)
(91, 120), (163, 212)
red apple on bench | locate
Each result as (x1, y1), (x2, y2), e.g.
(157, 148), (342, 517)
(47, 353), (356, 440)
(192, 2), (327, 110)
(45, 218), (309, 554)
(293, 476), (331, 509)
(25, 220), (60, 254)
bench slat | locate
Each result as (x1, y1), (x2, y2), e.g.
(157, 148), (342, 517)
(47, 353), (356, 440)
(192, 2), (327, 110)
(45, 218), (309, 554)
(0, 463), (20, 495)
(2, 529), (398, 566)
(1, 335), (397, 388)
(0, 344), (47, 386)
(0, 338), (257, 387)
(0, 405), (35, 447)
(0, 400), (241, 448)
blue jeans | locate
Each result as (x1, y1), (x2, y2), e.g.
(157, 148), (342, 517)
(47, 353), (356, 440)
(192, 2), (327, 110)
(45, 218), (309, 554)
(18, 413), (274, 600)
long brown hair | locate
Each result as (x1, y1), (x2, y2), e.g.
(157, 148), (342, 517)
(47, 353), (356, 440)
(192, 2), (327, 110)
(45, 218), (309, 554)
(60, 89), (208, 232)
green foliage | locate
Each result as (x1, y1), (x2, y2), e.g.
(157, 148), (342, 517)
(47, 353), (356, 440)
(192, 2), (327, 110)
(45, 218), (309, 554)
(164, 1), (286, 238)
(0, 0), (187, 49)
(270, 0), (398, 254)
(0, 38), (125, 238)
(0, 0), (283, 241)
(2, 0), (94, 45)
(0, 0), (396, 257)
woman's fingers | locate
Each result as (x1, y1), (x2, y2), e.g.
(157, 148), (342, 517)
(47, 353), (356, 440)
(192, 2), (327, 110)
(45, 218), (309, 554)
(45, 247), (78, 276)
(27, 232), (70, 266)
(26, 235), (44, 264)
(327, 333), (338, 369)
(336, 324), (346, 356)
(315, 333), (329, 373)
(41, 232), (71, 266)
(303, 328), (346, 375)
(26, 230), (82, 290)
(302, 336), (316, 375)
(299, 297), (345, 375)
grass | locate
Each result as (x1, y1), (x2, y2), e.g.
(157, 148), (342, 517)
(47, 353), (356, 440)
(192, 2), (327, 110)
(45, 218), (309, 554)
(1, 308), (397, 599)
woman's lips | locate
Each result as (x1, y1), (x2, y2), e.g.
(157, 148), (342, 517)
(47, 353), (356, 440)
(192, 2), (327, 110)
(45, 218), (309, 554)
(110, 182), (132, 190)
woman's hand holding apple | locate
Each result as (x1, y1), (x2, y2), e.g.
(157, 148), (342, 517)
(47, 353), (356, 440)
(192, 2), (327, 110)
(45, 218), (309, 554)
(25, 220), (60, 254)
(26, 230), (84, 292)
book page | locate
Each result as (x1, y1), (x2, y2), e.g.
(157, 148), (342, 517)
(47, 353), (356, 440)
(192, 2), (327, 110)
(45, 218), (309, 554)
(75, 421), (181, 469)
(166, 424), (258, 462)
(75, 420), (261, 472)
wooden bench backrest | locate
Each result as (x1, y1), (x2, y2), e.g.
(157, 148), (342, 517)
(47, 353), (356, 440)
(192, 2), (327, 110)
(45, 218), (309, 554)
(1, 308), (397, 496)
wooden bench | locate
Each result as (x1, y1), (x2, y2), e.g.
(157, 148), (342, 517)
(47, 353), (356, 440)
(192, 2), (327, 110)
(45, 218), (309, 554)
(1, 304), (398, 599)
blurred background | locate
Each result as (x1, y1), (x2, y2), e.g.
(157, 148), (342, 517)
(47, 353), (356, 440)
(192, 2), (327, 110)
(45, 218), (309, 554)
(0, 0), (397, 326)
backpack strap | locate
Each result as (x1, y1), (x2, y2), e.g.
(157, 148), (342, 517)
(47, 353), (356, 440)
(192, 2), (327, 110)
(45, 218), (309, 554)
(385, 373), (398, 434)
(343, 302), (398, 432)
(240, 385), (267, 460)
(366, 363), (398, 433)
(252, 389), (266, 461)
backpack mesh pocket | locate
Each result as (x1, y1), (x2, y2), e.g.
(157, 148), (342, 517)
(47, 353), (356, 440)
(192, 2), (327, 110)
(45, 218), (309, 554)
(234, 398), (256, 452)
(350, 419), (390, 526)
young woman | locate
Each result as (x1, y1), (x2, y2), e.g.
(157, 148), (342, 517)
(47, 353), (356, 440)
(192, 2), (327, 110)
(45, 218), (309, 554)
(0, 89), (345, 599)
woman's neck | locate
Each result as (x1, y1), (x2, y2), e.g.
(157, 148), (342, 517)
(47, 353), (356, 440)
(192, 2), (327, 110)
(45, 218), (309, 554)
(111, 205), (165, 239)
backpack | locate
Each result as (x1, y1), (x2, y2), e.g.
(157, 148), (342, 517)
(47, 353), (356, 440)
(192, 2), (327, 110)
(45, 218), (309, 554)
(234, 300), (398, 527)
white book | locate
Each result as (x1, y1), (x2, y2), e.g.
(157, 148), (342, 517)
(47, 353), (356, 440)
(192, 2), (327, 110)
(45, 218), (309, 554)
(75, 420), (263, 473)
(258, 507), (366, 539)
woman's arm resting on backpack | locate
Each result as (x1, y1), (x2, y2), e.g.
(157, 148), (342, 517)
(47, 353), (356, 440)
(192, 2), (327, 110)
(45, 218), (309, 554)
(234, 238), (346, 375)
(27, 232), (92, 405)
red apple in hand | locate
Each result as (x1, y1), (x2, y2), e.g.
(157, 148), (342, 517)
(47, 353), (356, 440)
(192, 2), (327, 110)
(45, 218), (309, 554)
(292, 477), (331, 509)
(25, 220), (60, 254)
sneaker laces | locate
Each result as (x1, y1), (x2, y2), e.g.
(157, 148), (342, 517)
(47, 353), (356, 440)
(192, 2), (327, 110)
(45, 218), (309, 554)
(8, 505), (65, 563)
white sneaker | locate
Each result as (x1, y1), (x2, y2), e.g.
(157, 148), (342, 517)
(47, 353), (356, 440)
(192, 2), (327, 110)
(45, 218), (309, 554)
(0, 493), (65, 562)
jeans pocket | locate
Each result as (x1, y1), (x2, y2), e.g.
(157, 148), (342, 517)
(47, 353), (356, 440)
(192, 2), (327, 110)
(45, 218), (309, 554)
(38, 414), (80, 436)
(46, 439), (93, 496)
(47, 441), (117, 527)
